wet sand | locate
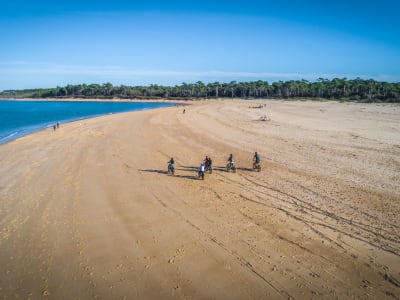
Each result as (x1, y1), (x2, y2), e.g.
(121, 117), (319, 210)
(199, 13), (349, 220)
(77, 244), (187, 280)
(0, 99), (399, 299)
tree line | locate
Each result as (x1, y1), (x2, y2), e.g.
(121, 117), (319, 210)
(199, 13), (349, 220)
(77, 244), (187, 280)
(1, 78), (399, 102)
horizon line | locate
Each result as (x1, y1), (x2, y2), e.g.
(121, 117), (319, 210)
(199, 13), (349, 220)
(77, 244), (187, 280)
(1, 62), (399, 91)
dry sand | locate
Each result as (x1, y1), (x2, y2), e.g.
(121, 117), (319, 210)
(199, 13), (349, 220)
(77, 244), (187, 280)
(0, 99), (399, 299)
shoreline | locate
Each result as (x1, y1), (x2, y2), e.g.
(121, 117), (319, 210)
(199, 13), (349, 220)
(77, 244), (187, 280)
(0, 97), (190, 103)
(0, 99), (399, 299)
(2, 96), (399, 108)
(0, 100), (185, 146)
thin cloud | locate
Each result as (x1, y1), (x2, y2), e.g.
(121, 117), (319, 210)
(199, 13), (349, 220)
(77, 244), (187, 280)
(0, 62), (398, 84)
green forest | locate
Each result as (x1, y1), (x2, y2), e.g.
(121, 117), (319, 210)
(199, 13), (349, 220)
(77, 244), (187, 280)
(1, 78), (400, 102)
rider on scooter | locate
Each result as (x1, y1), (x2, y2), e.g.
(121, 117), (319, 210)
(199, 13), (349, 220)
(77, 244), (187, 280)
(228, 153), (235, 166)
(253, 152), (260, 167)
(252, 152), (262, 171)
(199, 162), (205, 176)
(168, 157), (175, 171)
(204, 156), (212, 169)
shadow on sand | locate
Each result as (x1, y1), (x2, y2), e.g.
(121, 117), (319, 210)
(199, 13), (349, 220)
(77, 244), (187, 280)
(140, 168), (200, 180)
(236, 167), (257, 172)
(139, 165), (259, 180)
(200, 165), (257, 173)
(139, 169), (168, 175)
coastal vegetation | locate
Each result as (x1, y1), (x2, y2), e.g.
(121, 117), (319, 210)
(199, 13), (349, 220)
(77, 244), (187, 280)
(1, 78), (399, 102)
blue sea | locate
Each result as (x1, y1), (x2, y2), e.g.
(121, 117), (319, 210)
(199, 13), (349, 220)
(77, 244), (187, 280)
(0, 100), (176, 145)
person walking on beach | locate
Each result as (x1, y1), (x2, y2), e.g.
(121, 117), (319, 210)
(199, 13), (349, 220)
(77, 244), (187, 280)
(53, 124), (56, 131)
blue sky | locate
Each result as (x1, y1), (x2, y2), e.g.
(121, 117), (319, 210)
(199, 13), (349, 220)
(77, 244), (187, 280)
(0, 0), (399, 90)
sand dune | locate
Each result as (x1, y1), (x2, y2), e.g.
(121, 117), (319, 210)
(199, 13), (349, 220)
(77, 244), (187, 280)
(0, 99), (399, 299)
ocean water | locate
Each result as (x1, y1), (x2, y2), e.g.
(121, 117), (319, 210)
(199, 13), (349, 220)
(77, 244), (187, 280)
(0, 100), (176, 145)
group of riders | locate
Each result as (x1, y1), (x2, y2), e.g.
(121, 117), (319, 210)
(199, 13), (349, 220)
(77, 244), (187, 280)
(167, 152), (261, 178)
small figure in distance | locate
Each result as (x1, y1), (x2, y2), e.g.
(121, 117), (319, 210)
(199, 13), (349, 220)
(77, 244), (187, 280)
(227, 153), (236, 173)
(253, 151), (261, 172)
(53, 124), (56, 131)
(183, 109), (186, 114)
(198, 162), (205, 180)
(168, 157), (175, 175)
(204, 156), (213, 174)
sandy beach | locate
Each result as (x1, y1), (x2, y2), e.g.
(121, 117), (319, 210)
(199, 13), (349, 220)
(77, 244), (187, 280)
(0, 99), (399, 299)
